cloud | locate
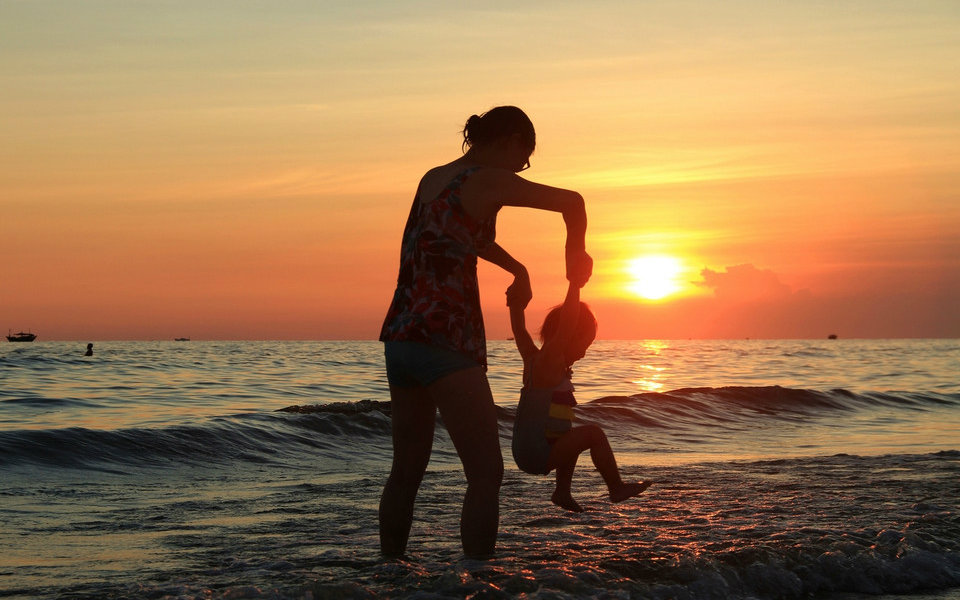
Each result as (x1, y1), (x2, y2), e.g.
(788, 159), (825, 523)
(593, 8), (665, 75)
(696, 264), (796, 302)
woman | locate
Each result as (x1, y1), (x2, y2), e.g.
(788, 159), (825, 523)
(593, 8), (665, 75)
(379, 106), (592, 558)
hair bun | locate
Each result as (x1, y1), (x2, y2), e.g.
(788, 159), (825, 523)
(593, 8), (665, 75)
(462, 114), (484, 151)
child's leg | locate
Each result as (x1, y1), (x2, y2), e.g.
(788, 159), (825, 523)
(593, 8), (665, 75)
(609, 480), (653, 503)
(548, 425), (652, 504)
(551, 457), (582, 512)
(549, 425), (621, 489)
(579, 425), (652, 502)
(545, 430), (590, 512)
(546, 425), (614, 511)
(582, 424), (624, 491)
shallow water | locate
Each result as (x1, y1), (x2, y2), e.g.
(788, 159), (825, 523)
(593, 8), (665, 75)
(1, 339), (958, 598)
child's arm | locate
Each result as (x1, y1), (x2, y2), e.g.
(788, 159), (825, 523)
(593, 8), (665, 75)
(508, 293), (538, 363)
(539, 281), (582, 359)
(484, 242), (537, 361)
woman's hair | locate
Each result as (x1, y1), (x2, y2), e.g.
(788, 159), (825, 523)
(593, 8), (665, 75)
(539, 302), (598, 344)
(461, 106), (535, 153)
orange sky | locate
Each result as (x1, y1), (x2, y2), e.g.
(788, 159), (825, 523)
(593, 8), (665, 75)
(2, 1), (958, 340)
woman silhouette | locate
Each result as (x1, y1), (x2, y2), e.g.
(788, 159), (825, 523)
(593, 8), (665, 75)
(379, 106), (592, 558)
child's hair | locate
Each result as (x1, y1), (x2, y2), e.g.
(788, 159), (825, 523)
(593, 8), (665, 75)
(539, 302), (598, 344)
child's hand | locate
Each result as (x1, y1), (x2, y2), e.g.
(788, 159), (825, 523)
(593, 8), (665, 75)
(506, 272), (532, 309)
(566, 248), (593, 288)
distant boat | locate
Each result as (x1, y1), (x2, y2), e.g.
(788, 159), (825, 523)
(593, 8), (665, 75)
(828, 334), (838, 340)
(174, 337), (190, 342)
(7, 330), (37, 342)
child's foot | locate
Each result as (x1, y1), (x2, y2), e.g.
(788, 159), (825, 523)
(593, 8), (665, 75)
(609, 480), (652, 503)
(551, 489), (584, 513)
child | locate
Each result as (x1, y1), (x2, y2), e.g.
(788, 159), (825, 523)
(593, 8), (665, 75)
(510, 280), (651, 512)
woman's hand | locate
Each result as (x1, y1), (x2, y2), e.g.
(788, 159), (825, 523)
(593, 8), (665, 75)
(506, 270), (532, 309)
(566, 248), (593, 288)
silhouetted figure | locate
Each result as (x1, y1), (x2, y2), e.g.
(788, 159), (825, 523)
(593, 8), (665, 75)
(84, 343), (93, 356)
(378, 106), (592, 559)
(510, 280), (651, 512)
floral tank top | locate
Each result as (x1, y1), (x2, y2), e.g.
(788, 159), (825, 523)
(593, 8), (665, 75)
(379, 167), (496, 369)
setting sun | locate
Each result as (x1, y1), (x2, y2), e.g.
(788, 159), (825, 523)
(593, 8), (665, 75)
(627, 255), (683, 301)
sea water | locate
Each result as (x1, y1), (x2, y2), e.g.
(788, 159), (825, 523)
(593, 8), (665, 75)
(1, 339), (958, 599)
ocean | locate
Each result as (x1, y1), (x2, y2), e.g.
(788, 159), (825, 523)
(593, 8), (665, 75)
(1, 339), (958, 599)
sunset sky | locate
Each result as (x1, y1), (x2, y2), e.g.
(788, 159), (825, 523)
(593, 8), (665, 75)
(3, 1), (958, 340)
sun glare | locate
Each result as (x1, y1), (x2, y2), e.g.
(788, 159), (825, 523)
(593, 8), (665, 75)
(627, 255), (683, 300)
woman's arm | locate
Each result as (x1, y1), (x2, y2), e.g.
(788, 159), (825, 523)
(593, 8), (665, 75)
(462, 171), (591, 285)
(478, 241), (526, 276)
(479, 242), (532, 309)
(483, 242), (538, 361)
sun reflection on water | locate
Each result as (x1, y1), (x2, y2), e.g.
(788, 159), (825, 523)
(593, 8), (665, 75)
(632, 340), (670, 393)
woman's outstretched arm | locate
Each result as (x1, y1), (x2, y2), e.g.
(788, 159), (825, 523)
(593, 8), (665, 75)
(462, 170), (591, 286)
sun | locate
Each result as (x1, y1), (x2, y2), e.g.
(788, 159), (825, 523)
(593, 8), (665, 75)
(626, 255), (683, 300)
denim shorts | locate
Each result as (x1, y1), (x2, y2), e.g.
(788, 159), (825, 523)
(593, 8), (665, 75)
(384, 341), (480, 387)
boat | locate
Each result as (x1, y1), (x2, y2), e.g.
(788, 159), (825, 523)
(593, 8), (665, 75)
(174, 337), (190, 342)
(7, 330), (37, 342)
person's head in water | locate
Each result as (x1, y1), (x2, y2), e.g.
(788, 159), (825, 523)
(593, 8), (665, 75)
(461, 106), (535, 173)
(539, 302), (598, 366)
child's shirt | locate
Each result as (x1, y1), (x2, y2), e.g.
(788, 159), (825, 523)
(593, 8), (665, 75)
(542, 378), (577, 440)
(512, 376), (578, 475)
(520, 375), (577, 440)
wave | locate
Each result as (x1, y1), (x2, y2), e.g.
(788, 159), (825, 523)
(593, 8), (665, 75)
(0, 409), (394, 470)
(1, 387), (957, 470)
(281, 386), (960, 418)
(0, 395), (104, 409)
(582, 386), (960, 431)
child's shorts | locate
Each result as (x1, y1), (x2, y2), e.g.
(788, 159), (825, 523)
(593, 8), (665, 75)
(512, 428), (552, 476)
(512, 389), (555, 476)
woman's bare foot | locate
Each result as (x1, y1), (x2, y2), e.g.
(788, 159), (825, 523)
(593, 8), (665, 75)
(551, 489), (584, 512)
(609, 480), (652, 503)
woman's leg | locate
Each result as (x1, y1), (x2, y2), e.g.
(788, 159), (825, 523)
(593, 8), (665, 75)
(428, 366), (503, 558)
(379, 385), (436, 557)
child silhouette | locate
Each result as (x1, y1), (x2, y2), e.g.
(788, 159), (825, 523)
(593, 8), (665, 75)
(510, 280), (651, 512)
